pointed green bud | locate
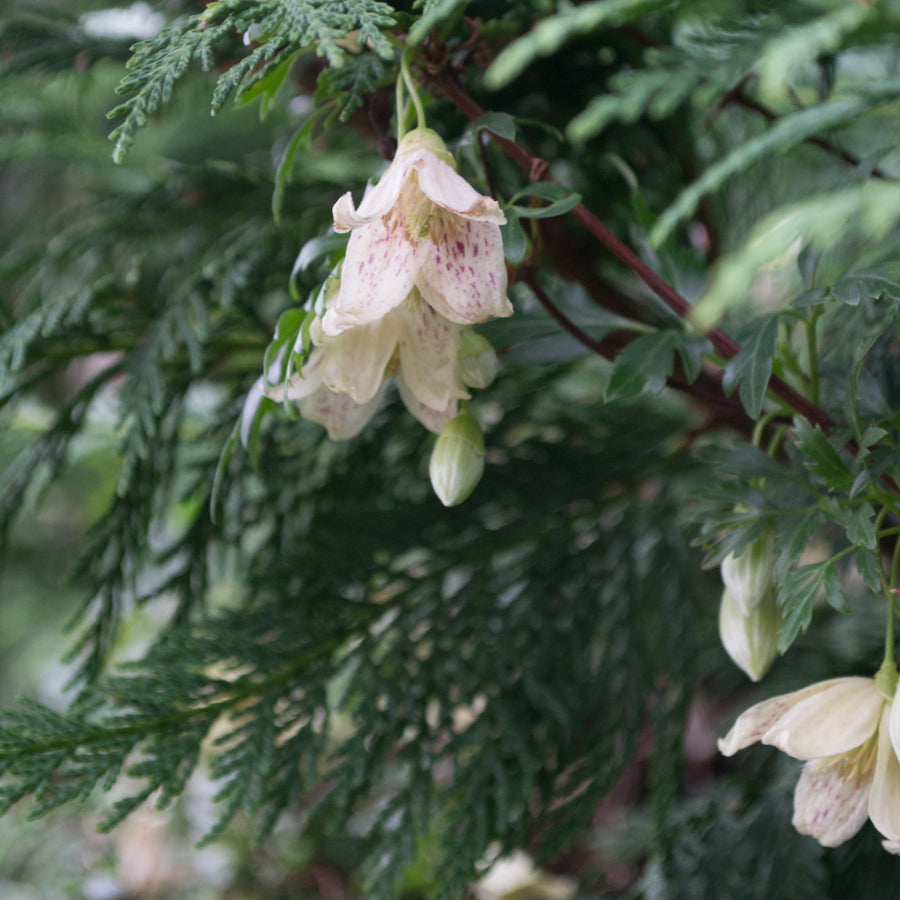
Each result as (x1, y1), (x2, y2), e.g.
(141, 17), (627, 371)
(719, 586), (780, 682)
(429, 410), (485, 506)
(458, 329), (499, 389)
(721, 527), (775, 616)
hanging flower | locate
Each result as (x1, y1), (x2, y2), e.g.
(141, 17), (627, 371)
(718, 672), (900, 850)
(267, 289), (498, 439)
(321, 127), (512, 336)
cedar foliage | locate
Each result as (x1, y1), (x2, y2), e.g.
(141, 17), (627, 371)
(2, 0), (900, 896)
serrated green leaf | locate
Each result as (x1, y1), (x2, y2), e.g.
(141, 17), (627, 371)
(605, 331), (683, 401)
(845, 502), (877, 550)
(794, 418), (855, 493)
(721, 315), (778, 418)
(773, 510), (823, 581)
(778, 561), (846, 653)
(855, 547), (883, 594)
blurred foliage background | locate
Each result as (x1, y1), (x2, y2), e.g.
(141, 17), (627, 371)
(3, 0), (900, 898)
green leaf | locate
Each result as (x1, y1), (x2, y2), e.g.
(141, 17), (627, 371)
(778, 562), (846, 653)
(508, 183), (582, 219)
(855, 548), (883, 594)
(605, 331), (683, 401)
(210, 420), (240, 524)
(721, 315), (778, 418)
(239, 378), (273, 468)
(773, 510), (823, 581)
(845, 502), (877, 550)
(794, 418), (855, 493)
(472, 111), (516, 142)
(501, 213), (527, 265)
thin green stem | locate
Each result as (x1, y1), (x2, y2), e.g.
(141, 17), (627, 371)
(751, 409), (785, 449)
(400, 53), (426, 131)
(807, 308), (821, 407)
(395, 67), (407, 142)
(767, 423), (790, 459)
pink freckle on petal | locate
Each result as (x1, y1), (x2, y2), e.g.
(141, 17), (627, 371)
(368, 253), (374, 264)
(358, 262), (363, 274)
(473, 244), (479, 256)
(456, 241), (465, 255)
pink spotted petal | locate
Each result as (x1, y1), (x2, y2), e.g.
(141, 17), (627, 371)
(319, 313), (400, 405)
(418, 219), (512, 324)
(321, 222), (427, 335)
(396, 297), (467, 409)
(397, 373), (458, 434)
(763, 677), (882, 760)
(718, 678), (849, 757)
(415, 154), (506, 223)
(332, 157), (416, 232)
(869, 706), (900, 843)
(792, 757), (870, 847)
(299, 382), (386, 440)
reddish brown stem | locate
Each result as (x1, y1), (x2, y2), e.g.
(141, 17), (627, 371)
(429, 69), (837, 433)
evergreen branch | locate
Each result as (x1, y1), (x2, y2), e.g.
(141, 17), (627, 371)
(107, 0), (397, 162)
(650, 84), (900, 247)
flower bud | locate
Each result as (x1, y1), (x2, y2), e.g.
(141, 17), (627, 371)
(721, 527), (775, 616)
(458, 329), (499, 389)
(719, 586), (780, 682)
(429, 410), (485, 506)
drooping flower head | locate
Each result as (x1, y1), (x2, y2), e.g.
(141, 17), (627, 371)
(719, 672), (900, 850)
(322, 127), (512, 336)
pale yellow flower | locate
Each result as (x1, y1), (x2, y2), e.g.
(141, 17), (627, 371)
(719, 675), (900, 850)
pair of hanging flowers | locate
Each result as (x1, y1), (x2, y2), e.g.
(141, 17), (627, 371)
(716, 535), (900, 852)
(269, 125), (512, 504)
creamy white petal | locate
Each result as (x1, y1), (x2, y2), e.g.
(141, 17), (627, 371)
(319, 314), (399, 404)
(718, 679), (846, 757)
(883, 839), (900, 855)
(397, 372), (457, 434)
(298, 382), (385, 440)
(890, 687), (900, 766)
(331, 156), (416, 231)
(415, 153), (506, 223)
(792, 757), (871, 847)
(397, 299), (468, 410)
(417, 219), (512, 324)
(322, 223), (426, 334)
(869, 706), (900, 842)
(763, 678), (882, 760)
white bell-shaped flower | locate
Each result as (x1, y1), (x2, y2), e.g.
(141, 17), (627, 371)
(322, 127), (512, 335)
(719, 673), (900, 850)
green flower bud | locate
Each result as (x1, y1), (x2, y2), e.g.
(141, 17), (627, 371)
(429, 410), (485, 506)
(458, 329), (499, 389)
(721, 527), (775, 616)
(396, 127), (456, 168)
(719, 586), (780, 682)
